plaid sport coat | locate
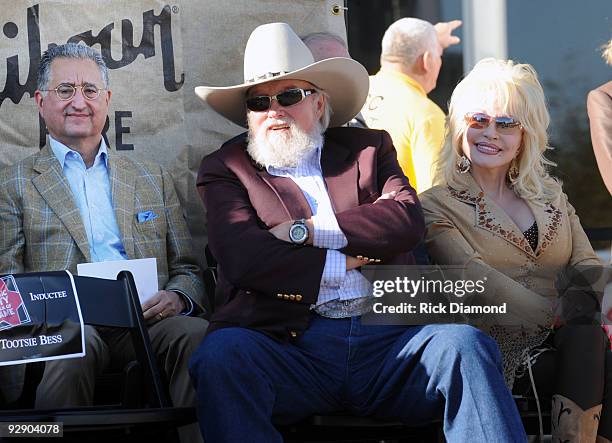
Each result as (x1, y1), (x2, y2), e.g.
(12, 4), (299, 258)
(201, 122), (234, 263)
(0, 145), (204, 310)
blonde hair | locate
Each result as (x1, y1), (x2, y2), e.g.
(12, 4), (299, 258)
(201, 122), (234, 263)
(602, 39), (612, 65)
(435, 58), (560, 203)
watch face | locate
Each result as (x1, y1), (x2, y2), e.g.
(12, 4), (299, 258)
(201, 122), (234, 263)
(291, 225), (307, 241)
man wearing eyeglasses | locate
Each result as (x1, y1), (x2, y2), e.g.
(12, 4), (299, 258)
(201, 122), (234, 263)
(189, 23), (526, 443)
(0, 43), (205, 443)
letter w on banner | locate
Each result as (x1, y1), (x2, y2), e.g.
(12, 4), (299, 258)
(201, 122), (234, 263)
(0, 271), (85, 366)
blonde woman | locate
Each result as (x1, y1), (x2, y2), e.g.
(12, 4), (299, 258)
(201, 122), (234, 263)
(420, 58), (608, 442)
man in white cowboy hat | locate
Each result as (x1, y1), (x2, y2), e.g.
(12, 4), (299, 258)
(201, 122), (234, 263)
(189, 23), (526, 442)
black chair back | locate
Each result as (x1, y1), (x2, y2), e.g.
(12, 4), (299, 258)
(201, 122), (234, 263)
(0, 271), (193, 440)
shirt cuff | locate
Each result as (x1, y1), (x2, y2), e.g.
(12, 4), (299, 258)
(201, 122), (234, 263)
(312, 214), (348, 249)
(172, 290), (194, 316)
(320, 250), (346, 288)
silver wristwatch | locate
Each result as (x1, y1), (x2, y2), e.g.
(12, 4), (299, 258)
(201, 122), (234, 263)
(288, 219), (309, 245)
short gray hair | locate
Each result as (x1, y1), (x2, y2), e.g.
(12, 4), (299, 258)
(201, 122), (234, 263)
(37, 43), (109, 91)
(381, 18), (437, 68)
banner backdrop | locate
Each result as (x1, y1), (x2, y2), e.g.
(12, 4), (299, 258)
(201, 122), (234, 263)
(0, 0), (347, 269)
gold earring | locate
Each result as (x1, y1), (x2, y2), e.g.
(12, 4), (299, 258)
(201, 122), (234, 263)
(508, 158), (519, 182)
(456, 155), (471, 174)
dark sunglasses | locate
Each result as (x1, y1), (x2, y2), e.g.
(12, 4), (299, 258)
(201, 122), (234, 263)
(246, 88), (316, 112)
(465, 112), (522, 134)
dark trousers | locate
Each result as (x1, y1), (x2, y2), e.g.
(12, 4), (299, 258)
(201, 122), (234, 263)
(514, 325), (611, 438)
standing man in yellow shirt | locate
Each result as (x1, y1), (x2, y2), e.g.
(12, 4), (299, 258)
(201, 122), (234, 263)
(361, 18), (461, 192)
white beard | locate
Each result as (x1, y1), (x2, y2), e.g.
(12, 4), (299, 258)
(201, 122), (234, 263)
(247, 115), (323, 169)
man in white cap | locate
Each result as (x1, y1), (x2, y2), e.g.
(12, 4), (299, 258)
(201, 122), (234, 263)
(189, 22), (526, 443)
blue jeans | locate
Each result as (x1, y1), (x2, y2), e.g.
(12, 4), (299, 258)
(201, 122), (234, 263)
(189, 315), (527, 442)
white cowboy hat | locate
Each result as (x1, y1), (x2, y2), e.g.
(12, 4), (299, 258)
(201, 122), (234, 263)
(195, 22), (369, 128)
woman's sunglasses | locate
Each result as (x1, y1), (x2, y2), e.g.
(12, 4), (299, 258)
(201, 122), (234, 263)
(465, 112), (522, 134)
(246, 88), (316, 112)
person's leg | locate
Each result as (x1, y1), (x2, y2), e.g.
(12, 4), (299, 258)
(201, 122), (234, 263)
(348, 322), (526, 443)
(600, 348), (612, 441)
(146, 316), (208, 407)
(35, 325), (109, 408)
(512, 345), (556, 399)
(554, 325), (606, 407)
(552, 325), (606, 442)
(0, 365), (26, 405)
(189, 318), (350, 443)
(149, 316), (208, 443)
(110, 315), (208, 443)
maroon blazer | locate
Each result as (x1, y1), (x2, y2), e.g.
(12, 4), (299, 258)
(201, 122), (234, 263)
(197, 127), (425, 341)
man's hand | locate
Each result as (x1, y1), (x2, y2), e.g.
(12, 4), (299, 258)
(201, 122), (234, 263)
(346, 255), (369, 270)
(434, 19), (462, 49)
(142, 290), (186, 323)
(269, 219), (314, 245)
(269, 220), (293, 242)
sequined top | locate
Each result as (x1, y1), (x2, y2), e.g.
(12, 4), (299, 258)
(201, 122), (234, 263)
(523, 221), (538, 253)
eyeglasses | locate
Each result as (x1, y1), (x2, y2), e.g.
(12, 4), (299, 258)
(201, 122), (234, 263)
(246, 88), (316, 112)
(465, 112), (522, 134)
(42, 83), (105, 101)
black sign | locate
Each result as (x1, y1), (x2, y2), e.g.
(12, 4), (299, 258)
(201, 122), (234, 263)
(0, 271), (84, 365)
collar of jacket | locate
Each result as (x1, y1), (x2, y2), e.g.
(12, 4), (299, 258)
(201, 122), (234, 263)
(251, 136), (359, 221)
(33, 145), (137, 260)
(447, 172), (563, 259)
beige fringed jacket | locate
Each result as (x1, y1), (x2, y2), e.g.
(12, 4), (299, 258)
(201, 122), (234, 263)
(420, 172), (601, 387)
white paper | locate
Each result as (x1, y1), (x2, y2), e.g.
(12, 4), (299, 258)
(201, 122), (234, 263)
(77, 258), (158, 305)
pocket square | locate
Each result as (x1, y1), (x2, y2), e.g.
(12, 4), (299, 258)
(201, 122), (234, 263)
(137, 210), (159, 223)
